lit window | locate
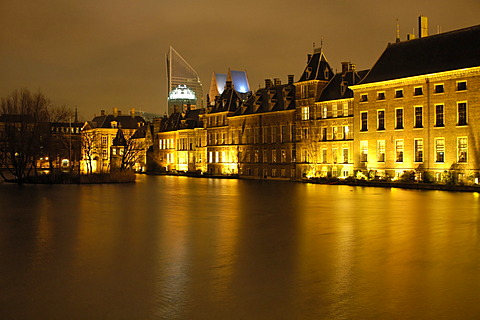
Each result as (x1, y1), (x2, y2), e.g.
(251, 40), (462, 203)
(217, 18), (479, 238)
(414, 106), (423, 128)
(435, 104), (444, 127)
(435, 84), (444, 93)
(377, 140), (385, 162)
(414, 139), (423, 162)
(377, 110), (385, 130)
(342, 148), (349, 164)
(457, 102), (467, 126)
(332, 104), (338, 117)
(332, 126), (338, 140)
(435, 138), (445, 163)
(457, 81), (467, 91)
(395, 89), (404, 98)
(301, 106), (309, 120)
(458, 137), (467, 162)
(323, 106), (328, 118)
(361, 111), (368, 131)
(395, 108), (404, 129)
(360, 141), (368, 162)
(332, 148), (338, 163)
(342, 103), (349, 116)
(414, 87), (423, 96)
(395, 139), (404, 162)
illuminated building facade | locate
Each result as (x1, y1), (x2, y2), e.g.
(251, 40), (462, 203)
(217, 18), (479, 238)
(351, 23), (480, 183)
(81, 108), (146, 173)
(155, 108), (206, 172)
(166, 46), (203, 115)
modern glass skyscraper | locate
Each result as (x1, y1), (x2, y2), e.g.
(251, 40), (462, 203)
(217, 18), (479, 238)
(166, 46), (203, 114)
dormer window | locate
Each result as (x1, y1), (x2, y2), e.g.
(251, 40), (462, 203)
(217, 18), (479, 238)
(323, 67), (329, 79)
(395, 89), (404, 98)
(435, 84), (444, 93)
(111, 121), (118, 128)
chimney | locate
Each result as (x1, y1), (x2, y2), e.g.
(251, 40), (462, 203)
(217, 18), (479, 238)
(307, 54), (312, 63)
(274, 78), (281, 86)
(419, 15), (428, 38)
(117, 110), (122, 116)
(101, 110), (105, 116)
(341, 62), (350, 74)
(113, 107), (118, 117)
(288, 74), (294, 85)
(407, 33), (416, 40)
(265, 78), (272, 88)
(225, 80), (232, 89)
(130, 108), (135, 118)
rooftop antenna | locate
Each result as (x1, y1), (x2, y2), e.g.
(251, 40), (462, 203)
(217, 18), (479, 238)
(396, 18), (401, 42)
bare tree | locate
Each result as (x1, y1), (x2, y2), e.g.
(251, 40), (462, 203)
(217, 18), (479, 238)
(0, 89), (51, 183)
(120, 136), (145, 171)
(81, 129), (99, 174)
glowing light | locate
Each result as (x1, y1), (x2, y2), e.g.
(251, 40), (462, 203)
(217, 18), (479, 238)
(168, 84), (196, 100)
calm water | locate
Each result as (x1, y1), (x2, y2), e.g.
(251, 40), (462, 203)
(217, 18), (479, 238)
(1, 175), (480, 319)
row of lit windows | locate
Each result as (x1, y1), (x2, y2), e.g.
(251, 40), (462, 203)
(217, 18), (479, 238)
(359, 81), (468, 102)
(360, 102), (468, 131)
(359, 137), (468, 163)
(301, 103), (350, 120)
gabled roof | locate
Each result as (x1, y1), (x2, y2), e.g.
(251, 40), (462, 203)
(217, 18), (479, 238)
(89, 114), (146, 129)
(234, 83), (296, 116)
(209, 86), (245, 114)
(319, 69), (369, 101)
(160, 108), (204, 132)
(360, 24), (480, 84)
(112, 128), (127, 146)
(299, 49), (334, 82)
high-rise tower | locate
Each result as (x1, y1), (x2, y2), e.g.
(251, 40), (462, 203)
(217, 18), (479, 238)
(166, 46), (203, 114)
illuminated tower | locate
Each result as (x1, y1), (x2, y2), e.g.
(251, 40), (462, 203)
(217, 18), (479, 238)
(166, 46), (203, 114)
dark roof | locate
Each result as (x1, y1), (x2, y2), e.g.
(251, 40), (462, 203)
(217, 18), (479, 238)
(0, 114), (34, 122)
(360, 25), (480, 84)
(299, 49), (335, 82)
(160, 108), (204, 132)
(112, 128), (127, 146)
(319, 69), (369, 101)
(233, 83), (296, 116)
(131, 125), (147, 139)
(90, 114), (146, 129)
(209, 86), (245, 114)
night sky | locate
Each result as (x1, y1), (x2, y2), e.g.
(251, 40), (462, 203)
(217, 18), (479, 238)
(1, 0), (479, 119)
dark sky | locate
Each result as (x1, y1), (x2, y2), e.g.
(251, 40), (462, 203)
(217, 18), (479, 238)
(1, 0), (479, 119)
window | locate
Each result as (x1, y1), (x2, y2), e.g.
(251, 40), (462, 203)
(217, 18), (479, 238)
(361, 111), (368, 131)
(322, 106), (328, 118)
(377, 92), (386, 100)
(377, 110), (385, 130)
(435, 84), (444, 93)
(360, 94), (368, 102)
(301, 106), (309, 120)
(458, 137), (467, 162)
(322, 127), (327, 141)
(272, 149), (277, 163)
(343, 148), (349, 164)
(435, 138), (445, 163)
(414, 87), (423, 96)
(332, 104), (338, 117)
(332, 148), (338, 163)
(322, 149), (327, 163)
(343, 126), (349, 140)
(414, 139), (423, 162)
(377, 140), (385, 162)
(457, 102), (467, 126)
(395, 89), (404, 98)
(360, 141), (368, 162)
(342, 103), (349, 116)
(395, 140), (404, 162)
(395, 108), (403, 129)
(435, 104), (444, 127)
(332, 126), (338, 140)
(263, 150), (268, 163)
(414, 106), (423, 128)
(281, 149), (286, 162)
(457, 81), (467, 91)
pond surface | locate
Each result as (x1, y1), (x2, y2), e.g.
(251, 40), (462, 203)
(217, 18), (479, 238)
(1, 175), (479, 319)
